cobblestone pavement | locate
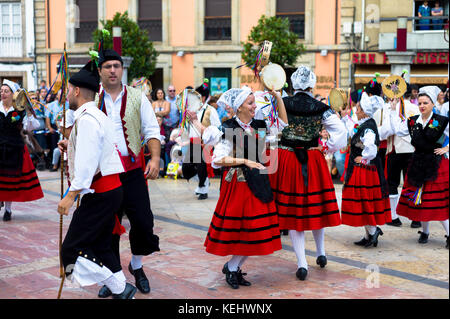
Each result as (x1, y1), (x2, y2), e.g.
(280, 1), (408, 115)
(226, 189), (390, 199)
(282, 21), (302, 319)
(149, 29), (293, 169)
(0, 170), (448, 299)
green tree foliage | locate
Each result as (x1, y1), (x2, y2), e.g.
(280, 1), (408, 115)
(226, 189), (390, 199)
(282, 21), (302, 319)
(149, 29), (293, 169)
(92, 11), (158, 82)
(241, 15), (305, 70)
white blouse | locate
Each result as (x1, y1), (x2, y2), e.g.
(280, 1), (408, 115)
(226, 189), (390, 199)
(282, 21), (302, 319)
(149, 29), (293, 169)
(202, 116), (288, 169)
(342, 116), (378, 163)
(0, 102), (41, 131)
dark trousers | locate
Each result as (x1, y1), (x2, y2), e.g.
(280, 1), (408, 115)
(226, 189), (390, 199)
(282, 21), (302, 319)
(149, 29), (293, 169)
(61, 187), (123, 276)
(386, 152), (413, 195)
(112, 168), (160, 262)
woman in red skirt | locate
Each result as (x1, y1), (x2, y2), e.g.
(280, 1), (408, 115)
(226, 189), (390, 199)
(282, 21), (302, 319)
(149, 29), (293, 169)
(193, 86), (288, 289)
(0, 80), (44, 221)
(341, 91), (391, 247)
(389, 86), (449, 248)
(269, 66), (347, 281)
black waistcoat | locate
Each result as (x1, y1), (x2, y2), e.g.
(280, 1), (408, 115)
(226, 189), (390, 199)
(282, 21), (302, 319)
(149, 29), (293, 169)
(0, 110), (25, 172)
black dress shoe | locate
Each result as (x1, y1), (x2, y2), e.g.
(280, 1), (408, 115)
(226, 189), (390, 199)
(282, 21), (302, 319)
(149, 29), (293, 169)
(98, 285), (112, 298)
(236, 268), (251, 286)
(445, 235), (449, 249)
(418, 231), (429, 244)
(386, 218), (402, 227)
(225, 271), (240, 289)
(411, 221), (422, 228)
(128, 263), (150, 294)
(222, 263), (251, 286)
(316, 255), (327, 268)
(281, 230), (289, 236)
(365, 227), (383, 248)
(3, 210), (11, 222)
(296, 267), (308, 281)
(354, 237), (369, 246)
(198, 193), (208, 200)
(112, 283), (137, 299)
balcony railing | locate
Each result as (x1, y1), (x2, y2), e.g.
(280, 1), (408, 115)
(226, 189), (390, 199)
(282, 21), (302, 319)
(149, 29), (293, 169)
(138, 19), (162, 42)
(0, 35), (22, 57)
(205, 17), (231, 41)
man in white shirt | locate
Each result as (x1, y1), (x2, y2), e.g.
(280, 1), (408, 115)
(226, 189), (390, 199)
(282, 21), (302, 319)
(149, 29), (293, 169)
(57, 61), (136, 299)
(95, 47), (161, 297)
(182, 83), (221, 200)
(380, 84), (420, 227)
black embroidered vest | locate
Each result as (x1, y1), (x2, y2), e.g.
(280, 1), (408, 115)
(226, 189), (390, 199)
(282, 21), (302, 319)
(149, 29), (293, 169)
(0, 110), (25, 172)
(406, 113), (449, 187)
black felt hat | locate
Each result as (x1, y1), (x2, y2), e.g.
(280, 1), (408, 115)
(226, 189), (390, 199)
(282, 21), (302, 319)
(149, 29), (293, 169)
(195, 79), (210, 99)
(69, 60), (100, 93)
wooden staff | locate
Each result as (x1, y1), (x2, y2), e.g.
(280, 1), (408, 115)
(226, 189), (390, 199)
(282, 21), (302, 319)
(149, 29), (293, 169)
(57, 43), (68, 299)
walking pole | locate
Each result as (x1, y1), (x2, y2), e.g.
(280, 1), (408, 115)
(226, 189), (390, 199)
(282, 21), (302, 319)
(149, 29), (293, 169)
(57, 43), (69, 299)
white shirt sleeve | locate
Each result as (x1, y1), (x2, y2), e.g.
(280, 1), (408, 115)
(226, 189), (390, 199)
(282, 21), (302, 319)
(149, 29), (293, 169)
(211, 138), (233, 169)
(389, 109), (410, 137)
(266, 118), (288, 144)
(322, 113), (348, 153)
(140, 93), (162, 143)
(22, 114), (41, 131)
(341, 114), (356, 138)
(69, 115), (104, 194)
(360, 129), (378, 162)
(378, 109), (394, 140)
(209, 107), (222, 128)
(202, 126), (223, 146)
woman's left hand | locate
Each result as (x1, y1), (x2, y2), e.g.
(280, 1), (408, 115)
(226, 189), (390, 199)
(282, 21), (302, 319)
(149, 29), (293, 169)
(354, 156), (363, 164)
(434, 146), (449, 156)
(268, 88), (281, 99)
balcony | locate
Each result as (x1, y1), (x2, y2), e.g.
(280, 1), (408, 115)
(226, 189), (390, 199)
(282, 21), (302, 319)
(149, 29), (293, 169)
(378, 16), (449, 51)
(75, 21), (98, 43)
(0, 35), (22, 57)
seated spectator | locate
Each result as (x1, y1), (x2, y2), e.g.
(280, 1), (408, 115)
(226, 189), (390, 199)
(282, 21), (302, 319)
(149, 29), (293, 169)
(45, 90), (67, 170)
(431, 1), (444, 30)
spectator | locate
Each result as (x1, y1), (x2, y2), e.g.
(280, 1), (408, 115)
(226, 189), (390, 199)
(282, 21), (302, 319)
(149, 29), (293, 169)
(152, 88), (171, 118)
(164, 84), (180, 139)
(418, 1), (431, 30)
(155, 114), (166, 177)
(319, 128), (333, 174)
(208, 94), (227, 123)
(410, 84), (419, 105)
(435, 89), (446, 113)
(39, 80), (48, 91)
(45, 90), (67, 170)
(431, 1), (444, 30)
(32, 92), (49, 170)
(38, 87), (47, 103)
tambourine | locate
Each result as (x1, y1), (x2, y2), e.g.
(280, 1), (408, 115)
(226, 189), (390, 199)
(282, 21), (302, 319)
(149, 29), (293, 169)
(13, 89), (35, 115)
(329, 88), (350, 112)
(176, 89), (203, 113)
(382, 75), (407, 99)
(260, 63), (286, 91)
(170, 145), (184, 163)
(260, 40), (272, 67)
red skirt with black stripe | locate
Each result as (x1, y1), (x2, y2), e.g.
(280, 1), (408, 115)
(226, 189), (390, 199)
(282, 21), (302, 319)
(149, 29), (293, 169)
(269, 148), (341, 231)
(0, 146), (44, 202)
(397, 157), (449, 222)
(341, 165), (391, 227)
(204, 170), (282, 257)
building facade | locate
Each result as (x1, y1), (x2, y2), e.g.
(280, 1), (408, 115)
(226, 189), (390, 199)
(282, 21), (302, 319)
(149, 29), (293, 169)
(0, 0), (38, 90)
(32, 0), (344, 97)
(340, 0), (449, 91)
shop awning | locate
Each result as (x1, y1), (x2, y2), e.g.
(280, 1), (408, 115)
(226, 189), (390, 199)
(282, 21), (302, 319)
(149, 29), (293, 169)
(354, 66), (448, 85)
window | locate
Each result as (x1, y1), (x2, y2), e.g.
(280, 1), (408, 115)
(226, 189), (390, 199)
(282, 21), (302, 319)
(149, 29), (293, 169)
(414, 0), (449, 31)
(204, 68), (231, 95)
(138, 0), (162, 42)
(276, 0), (305, 39)
(205, 0), (231, 41)
(0, 2), (22, 57)
(75, 0), (98, 43)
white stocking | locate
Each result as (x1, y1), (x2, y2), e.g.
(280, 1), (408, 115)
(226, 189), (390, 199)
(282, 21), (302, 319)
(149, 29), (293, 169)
(440, 220), (449, 236)
(312, 228), (325, 257)
(289, 230), (308, 269)
(422, 221), (430, 235)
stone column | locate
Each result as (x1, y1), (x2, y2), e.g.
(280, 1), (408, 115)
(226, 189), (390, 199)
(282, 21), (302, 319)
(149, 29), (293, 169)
(384, 51), (415, 82)
(121, 56), (133, 85)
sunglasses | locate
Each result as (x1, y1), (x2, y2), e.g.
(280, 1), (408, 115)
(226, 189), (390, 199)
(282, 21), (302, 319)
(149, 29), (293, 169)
(168, 90), (176, 92)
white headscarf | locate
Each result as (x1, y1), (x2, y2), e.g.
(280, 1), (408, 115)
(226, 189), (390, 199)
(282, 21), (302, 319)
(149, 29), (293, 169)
(360, 92), (384, 117)
(217, 87), (252, 113)
(2, 79), (20, 93)
(418, 86), (441, 105)
(291, 65), (316, 91)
